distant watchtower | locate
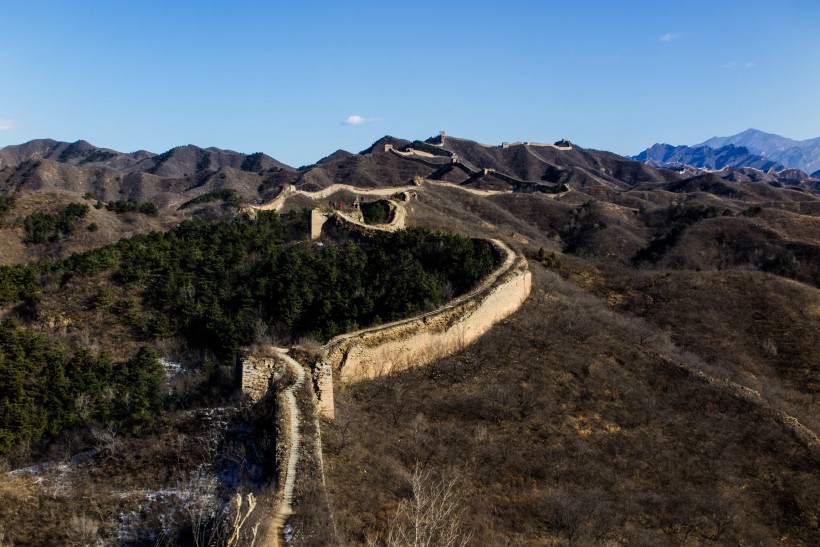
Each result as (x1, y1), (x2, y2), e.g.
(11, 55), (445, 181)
(439, 131), (446, 144)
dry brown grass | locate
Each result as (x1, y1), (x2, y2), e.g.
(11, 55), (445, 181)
(0, 192), (179, 266)
(322, 266), (820, 545)
(591, 267), (820, 430)
(0, 405), (276, 545)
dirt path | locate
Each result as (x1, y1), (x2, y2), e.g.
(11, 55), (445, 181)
(652, 351), (819, 448)
(259, 349), (305, 547)
(247, 189), (529, 545)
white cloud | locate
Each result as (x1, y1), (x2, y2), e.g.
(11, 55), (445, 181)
(341, 115), (380, 126)
(721, 62), (755, 69)
(0, 119), (19, 131)
(659, 32), (680, 42)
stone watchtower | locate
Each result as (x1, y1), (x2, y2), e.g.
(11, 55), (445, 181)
(439, 130), (446, 144)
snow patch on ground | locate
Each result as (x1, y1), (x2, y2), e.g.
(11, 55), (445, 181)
(160, 357), (183, 377)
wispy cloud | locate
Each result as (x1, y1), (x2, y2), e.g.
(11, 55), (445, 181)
(0, 119), (19, 131)
(721, 61), (756, 69)
(341, 115), (380, 126)
(659, 32), (680, 42)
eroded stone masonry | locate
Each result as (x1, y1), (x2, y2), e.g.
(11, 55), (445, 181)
(240, 186), (532, 420)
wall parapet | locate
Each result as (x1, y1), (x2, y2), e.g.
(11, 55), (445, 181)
(314, 239), (531, 417)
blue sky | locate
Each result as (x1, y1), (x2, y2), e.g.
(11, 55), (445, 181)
(1, 0), (818, 166)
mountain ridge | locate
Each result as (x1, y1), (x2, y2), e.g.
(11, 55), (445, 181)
(1, 132), (819, 546)
(636, 128), (820, 174)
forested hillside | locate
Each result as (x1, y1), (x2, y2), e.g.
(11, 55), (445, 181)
(0, 211), (496, 459)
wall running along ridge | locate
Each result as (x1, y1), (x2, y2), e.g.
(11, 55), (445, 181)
(237, 191), (532, 544)
(315, 239), (531, 418)
(240, 186), (533, 420)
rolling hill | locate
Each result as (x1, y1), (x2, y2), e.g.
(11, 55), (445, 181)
(1, 132), (818, 545)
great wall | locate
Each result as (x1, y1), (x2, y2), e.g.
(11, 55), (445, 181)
(235, 134), (820, 544)
(237, 150), (541, 544)
(240, 131), (572, 226)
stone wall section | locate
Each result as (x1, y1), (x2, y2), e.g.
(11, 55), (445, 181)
(314, 361), (335, 419)
(241, 355), (280, 402)
(310, 209), (330, 240)
(242, 184), (534, 421)
(314, 241), (531, 417)
(324, 257), (529, 382)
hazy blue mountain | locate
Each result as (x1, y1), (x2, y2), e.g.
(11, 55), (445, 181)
(633, 143), (784, 171)
(698, 129), (820, 173)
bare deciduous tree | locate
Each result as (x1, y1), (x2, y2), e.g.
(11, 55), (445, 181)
(325, 418), (352, 456)
(184, 474), (259, 547)
(382, 465), (471, 547)
(67, 514), (100, 547)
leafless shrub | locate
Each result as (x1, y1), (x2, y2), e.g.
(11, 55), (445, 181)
(540, 488), (598, 546)
(386, 383), (417, 427)
(223, 493), (258, 547)
(67, 514), (100, 547)
(696, 498), (737, 542)
(440, 280), (455, 302)
(761, 337), (778, 357)
(252, 317), (271, 345)
(91, 425), (121, 461)
(268, 320), (291, 345)
(183, 474), (220, 546)
(379, 465), (471, 547)
(324, 418), (352, 456)
(182, 475), (257, 547)
(296, 336), (324, 360)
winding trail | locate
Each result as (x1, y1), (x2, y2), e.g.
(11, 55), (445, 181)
(259, 349), (305, 547)
(244, 178), (533, 545)
(651, 351), (819, 448)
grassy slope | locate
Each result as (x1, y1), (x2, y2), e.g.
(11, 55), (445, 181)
(2, 142), (820, 544)
(323, 265), (820, 545)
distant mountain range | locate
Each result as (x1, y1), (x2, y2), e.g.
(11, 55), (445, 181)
(635, 129), (820, 177)
(0, 135), (682, 209)
(0, 138), (290, 177)
(1, 133), (817, 225)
